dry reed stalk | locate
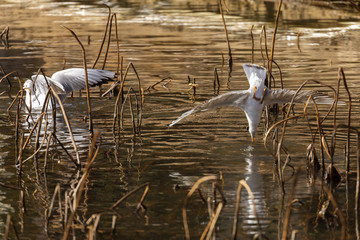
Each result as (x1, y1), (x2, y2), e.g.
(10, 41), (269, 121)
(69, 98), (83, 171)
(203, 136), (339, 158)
(111, 215), (117, 235)
(118, 88), (140, 134)
(44, 132), (52, 170)
(281, 169), (301, 240)
(213, 68), (220, 95)
(63, 26), (93, 135)
(63, 130), (101, 240)
(4, 214), (19, 240)
(16, 131), (24, 175)
(50, 88), (81, 166)
(323, 185), (346, 240)
(270, 60), (283, 89)
(250, 25), (254, 64)
(102, 13), (115, 70)
(87, 214), (101, 240)
(22, 115), (49, 165)
(232, 179), (262, 239)
(183, 175), (226, 240)
(334, 67), (351, 172)
(217, 0), (232, 72)
(329, 125), (359, 210)
(0, 70), (16, 99)
(260, 25), (269, 63)
(111, 182), (150, 209)
(268, 0), (282, 79)
(202, 202), (224, 240)
(0, 63), (13, 88)
(0, 26), (10, 49)
(92, 5), (111, 69)
(46, 183), (63, 228)
(146, 77), (172, 92)
(296, 31), (301, 53)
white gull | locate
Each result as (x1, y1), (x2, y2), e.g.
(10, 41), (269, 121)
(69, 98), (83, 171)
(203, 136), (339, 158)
(170, 64), (338, 142)
(23, 68), (115, 109)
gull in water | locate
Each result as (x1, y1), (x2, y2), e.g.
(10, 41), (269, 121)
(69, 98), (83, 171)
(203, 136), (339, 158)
(170, 64), (338, 142)
(23, 68), (115, 110)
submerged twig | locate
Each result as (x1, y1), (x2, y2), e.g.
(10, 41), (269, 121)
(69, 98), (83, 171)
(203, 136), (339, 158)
(183, 175), (226, 240)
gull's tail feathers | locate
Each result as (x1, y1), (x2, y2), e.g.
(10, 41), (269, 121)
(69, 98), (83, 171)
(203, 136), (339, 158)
(243, 64), (267, 83)
(263, 89), (345, 106)
(169, 90), (250, 127)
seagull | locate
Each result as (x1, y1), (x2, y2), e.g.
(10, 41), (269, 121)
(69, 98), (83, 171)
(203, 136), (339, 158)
(170, 64), (338, 142)
(23, 68), (115, 110)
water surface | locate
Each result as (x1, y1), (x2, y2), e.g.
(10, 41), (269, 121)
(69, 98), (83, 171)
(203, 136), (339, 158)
(0, 0), (359, 239)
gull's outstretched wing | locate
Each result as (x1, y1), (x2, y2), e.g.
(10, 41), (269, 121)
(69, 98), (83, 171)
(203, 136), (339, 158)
(169, 90), (250, 127)
(51, 68), (115, 94)
(263, 88), (338, 106)
(31, 75), (66, 96)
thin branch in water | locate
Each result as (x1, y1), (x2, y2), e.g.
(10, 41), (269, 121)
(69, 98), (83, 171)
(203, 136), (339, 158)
(232, 179), (262, 240)
(218, 0), (232, 75)
(250, 25), (254, 64)
(63, 26), (93, 135)
(92, 5), (111, 69)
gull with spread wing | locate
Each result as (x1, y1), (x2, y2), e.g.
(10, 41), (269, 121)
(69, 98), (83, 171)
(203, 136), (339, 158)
(23, 68), (115, 109)
(170, 64), (338, 142)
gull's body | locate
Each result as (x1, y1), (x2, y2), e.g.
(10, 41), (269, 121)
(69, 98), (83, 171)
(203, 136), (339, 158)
(170, 64), (337, 141)
(23, 68), (115, 110)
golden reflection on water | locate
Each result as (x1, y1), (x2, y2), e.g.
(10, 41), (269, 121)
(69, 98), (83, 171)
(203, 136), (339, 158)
(0, 0), (359, 239)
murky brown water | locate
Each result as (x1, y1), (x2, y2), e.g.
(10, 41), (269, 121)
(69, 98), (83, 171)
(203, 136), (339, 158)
(0, 0), (360, 239)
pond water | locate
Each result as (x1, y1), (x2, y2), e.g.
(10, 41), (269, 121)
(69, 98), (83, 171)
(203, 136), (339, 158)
(0, 0), (360, 239)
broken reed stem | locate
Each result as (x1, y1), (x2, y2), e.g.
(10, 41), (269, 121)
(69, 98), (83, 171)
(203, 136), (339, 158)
(102, 13), (114, 70)
(4, 214), (19, 240)
(271, 60), (283, 89)
(323, 185), (346, 240)
(232, 179), (262, 240)
(0, 63), (13, 88)
(296, 31), (301, 53)
(218, 0), (232, 71)
(63, 26), (93, 136)
(260, 25), (269, 63)
(335, 67), (351, 172)
(111, 182), (150, 209)
(183, 175), (226, 240)
(250, 25), (254, 64)
(50, 88), (81, 167)
(330, 125), (360, 211)
(113, 13), (120, 77)
(268, 0), (282, 83)
(44, 132), (52, 170)
(92, 5), (111, 69)
(281, 168), (301, 240)
(46, 183), (63, 228)
(62, 130), (101, 240)
(214, 68), (220, 95)
(204, 202), (224, 240)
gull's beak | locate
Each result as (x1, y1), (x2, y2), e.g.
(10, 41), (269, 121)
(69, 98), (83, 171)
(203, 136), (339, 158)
(251, 136), (254, 143)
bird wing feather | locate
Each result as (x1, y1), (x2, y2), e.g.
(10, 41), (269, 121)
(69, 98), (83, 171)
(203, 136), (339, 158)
(51, 68), (115, 94)
(263, 88), (339, 106)
(31, 75), (66, 96)
(169, 90), (250, 127)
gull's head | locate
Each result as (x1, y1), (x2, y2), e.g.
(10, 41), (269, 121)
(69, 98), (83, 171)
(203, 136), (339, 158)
(23, 79), (34, 109)
(23, 79), (33, 94)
